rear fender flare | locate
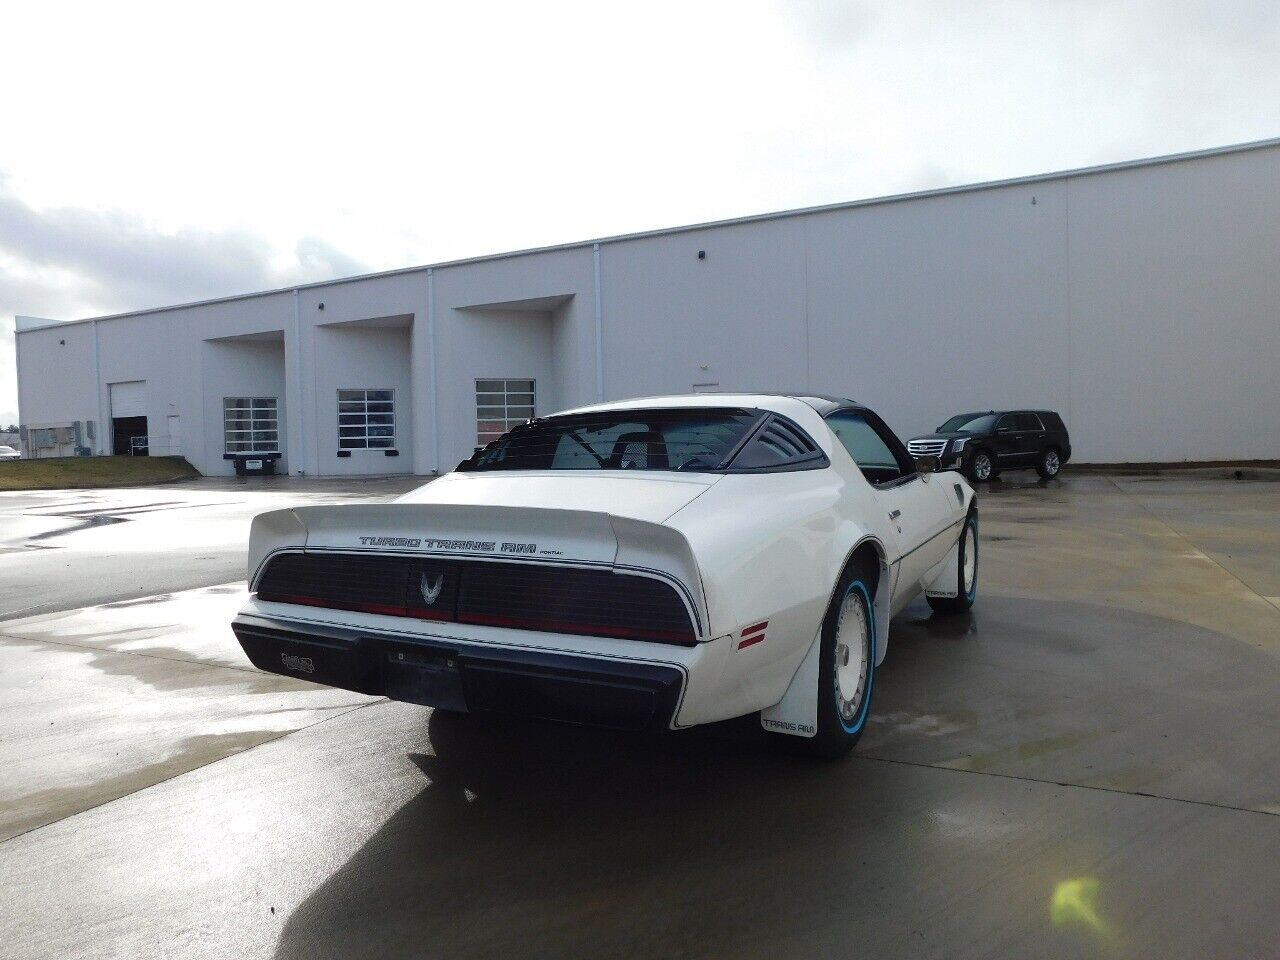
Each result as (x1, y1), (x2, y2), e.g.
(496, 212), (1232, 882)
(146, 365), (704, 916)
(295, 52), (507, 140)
(834, 534), (890, 665)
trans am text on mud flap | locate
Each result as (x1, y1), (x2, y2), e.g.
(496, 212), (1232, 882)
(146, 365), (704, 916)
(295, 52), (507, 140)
(231, 394), (978, 756)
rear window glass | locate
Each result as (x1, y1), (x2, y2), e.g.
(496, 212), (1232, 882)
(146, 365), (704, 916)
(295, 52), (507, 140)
(459, 408), (761, 472)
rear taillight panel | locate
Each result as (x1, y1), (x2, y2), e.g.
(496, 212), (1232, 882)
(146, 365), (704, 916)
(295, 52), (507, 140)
(255, 553), (412, 617)
(255, 553), (697, 646)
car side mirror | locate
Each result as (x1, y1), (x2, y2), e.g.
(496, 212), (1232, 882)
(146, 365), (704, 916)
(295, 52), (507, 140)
(915, 454), (940, 473)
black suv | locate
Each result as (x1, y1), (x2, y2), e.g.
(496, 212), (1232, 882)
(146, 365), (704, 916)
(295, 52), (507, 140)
(908, 410), (1071, 483)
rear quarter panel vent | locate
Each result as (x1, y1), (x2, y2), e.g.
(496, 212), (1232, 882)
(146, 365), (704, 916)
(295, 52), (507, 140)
(727, 414), (827, 472)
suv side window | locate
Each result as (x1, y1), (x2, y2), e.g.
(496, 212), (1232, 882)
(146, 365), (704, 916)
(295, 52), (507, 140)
(1040, 412), (1066, 432)
(1014, 413), (1044, 432)
(826, 410), (917, 486)
(996, 414), (1020, 434)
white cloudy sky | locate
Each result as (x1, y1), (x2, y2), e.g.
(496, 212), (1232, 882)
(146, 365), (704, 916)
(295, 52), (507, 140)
(2, 0), (1278, 426)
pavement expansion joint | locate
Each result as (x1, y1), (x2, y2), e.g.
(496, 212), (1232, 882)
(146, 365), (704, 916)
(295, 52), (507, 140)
(0, 699), (386, 846)
(857, 753), (1280, 820)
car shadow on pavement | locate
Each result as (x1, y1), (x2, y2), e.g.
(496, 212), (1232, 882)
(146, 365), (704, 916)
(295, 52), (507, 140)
(271, 708), (930, 960)
(269, 595), (1280, 959)
(267, 610), (1004, 960)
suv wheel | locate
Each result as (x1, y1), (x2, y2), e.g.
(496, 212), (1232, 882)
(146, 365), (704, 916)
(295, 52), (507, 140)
(966, 450), (997, 483)
(1036, 447), (1061, 480)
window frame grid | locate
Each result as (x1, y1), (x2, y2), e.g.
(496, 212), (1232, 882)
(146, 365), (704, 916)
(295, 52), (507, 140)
(337, 388), (396, 450)
(476, 378), (536, 445)
(223, 397), (280, 455)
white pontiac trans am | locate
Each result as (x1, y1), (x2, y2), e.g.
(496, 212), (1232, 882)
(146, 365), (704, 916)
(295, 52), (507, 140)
(232, 394), (978, 756)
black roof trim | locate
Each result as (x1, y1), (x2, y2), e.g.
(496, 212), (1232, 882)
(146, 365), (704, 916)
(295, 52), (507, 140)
(787, 394), (860, 415)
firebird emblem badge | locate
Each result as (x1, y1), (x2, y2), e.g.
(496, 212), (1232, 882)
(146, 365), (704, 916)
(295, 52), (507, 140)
(420, 572), (445, 605)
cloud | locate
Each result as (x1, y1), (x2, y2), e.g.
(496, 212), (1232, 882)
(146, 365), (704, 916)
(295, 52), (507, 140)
(0, 179), (369, 314)
(291, 237), (372, 286)
(0, 179), (368, 425)
(788, 0), (875, 50)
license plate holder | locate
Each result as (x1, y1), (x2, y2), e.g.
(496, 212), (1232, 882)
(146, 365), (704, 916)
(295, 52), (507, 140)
(381, 642), (467, 710)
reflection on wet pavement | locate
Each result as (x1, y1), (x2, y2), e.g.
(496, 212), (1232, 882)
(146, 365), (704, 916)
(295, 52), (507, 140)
(1, 471), (1279, 957)
(0, 585), (375, 840)
(0, 477), (423, 618)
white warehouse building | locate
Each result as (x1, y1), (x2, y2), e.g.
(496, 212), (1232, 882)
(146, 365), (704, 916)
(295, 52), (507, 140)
(14, 138), (1280, 476)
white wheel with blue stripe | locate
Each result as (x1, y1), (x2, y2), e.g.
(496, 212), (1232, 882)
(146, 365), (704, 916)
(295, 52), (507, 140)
(807, 559), (877, 757)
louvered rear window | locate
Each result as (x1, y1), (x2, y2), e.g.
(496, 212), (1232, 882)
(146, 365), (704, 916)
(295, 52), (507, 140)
(728, 415), (827, 471)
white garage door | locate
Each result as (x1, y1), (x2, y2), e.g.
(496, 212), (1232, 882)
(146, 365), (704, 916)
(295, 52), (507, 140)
(109, 381), (147, 417)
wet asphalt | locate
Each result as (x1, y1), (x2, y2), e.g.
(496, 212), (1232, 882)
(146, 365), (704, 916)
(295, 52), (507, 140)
(1, 471), (1278, 958)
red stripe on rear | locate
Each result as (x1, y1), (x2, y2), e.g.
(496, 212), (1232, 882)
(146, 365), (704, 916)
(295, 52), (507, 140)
(737, 633), (766, 650)
(741, 620), (769, 637)
(262, 593), (409, 617)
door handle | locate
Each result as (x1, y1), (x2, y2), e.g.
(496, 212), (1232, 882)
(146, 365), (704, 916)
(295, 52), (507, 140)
(889, 509), (902, 520)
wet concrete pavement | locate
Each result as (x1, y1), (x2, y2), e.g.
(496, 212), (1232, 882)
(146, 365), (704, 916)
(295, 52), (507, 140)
(0, 586), (373, 840)
(1, 472), (1279, 958)
(0, 475), (423, 619)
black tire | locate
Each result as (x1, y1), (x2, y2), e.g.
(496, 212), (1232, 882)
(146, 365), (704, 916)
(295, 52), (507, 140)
(1036, 446), (1062, 480)
(927, 512), (979, 615)
(964, 449), (998, 483)
(804, 559), (878, 758)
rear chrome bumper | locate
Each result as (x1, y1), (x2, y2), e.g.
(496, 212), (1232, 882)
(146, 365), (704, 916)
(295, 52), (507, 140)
(232, 614), (687, 732)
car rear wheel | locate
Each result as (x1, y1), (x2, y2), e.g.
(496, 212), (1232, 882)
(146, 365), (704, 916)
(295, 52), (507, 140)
(928, 512), (978, 615)
(965, 450), (997, 483)
(806, 560), (877, 758)
(1036, 447), (1062, 479)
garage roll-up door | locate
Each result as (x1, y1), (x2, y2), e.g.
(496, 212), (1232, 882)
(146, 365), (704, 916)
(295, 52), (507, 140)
(109, 381), (147, 417)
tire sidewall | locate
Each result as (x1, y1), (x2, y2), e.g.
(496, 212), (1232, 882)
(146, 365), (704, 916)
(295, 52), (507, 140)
(968, 449), (994, 483)
(959, 513), (978, 603)
(927, 512), (979, 616)
(1039, 447), (1061, 478)
(814, 565), (876, 753)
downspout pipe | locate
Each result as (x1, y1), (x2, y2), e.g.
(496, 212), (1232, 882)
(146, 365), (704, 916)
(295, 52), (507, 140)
(593, 243), (604, 402)
(292, 289), (306, 475)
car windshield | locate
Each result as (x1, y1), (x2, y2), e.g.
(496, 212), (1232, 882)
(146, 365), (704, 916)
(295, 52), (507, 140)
(937, 413), (997, 434)
(458, 407), (762, 472)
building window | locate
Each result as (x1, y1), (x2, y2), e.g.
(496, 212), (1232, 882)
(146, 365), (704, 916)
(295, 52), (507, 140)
(224, 398), (279, 454)
(476, 379), (535, 445)
(338, 389), (395, 449)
